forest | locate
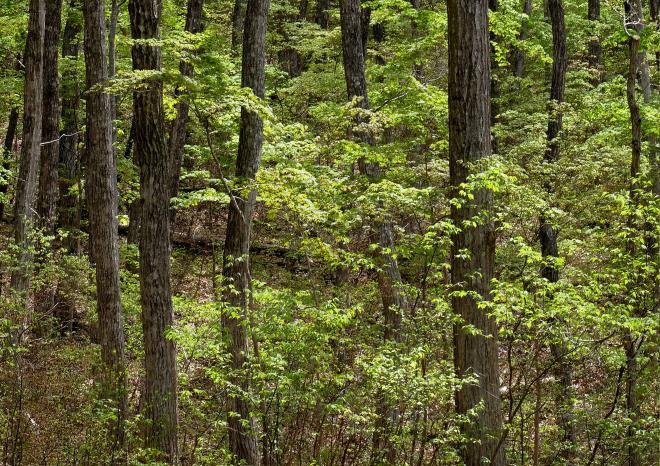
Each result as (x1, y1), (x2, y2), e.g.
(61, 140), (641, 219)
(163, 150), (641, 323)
(0, 0), (658, 464)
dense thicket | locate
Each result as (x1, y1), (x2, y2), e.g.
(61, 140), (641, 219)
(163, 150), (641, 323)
(0, 1), (658, 465)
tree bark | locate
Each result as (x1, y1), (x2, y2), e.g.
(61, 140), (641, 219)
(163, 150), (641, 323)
(489, 0), (500, 154)
(222, 1), (269, 464)
(0, 107), (19, 221)
(11, 0), (45, 294)
(169, 0), (205, 229)
(587, 0), (601, 76)
(541, 0), (577, 462)
(231, 0), (244, 51)
(109, 0), (120, 149)
(340, 1), (406, 462)
(315, 0), (330, 29)
(513, 0), (533, 78)
(37, 0), (62, 233)
(59, 0), (83, 253)
(82, 0), (128, 458)
(447, 1), (504, 465)
(128, 0), (179, 461)
(624, 4), (643, 465)
(652, 0), (659, 71)
(540, 2), (576, 464)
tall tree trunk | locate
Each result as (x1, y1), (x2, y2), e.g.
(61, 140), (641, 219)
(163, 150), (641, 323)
(0, 107), (19, 221)
(128, 0), (179, 461)
(587, 0), (601, 76)
(222, 1), (269, 464)
(489, 0), (500, 154)
(82, 0), (128, 458)
(37, 0), (62, 233)
(339, 1), (406, 462)
(231, 0), (244, 51)
(169, 0), (205, 229)
(59, 0), (83, 253)
(447, 1), (504, 465)
(512, 0), (533, 78)
(541, 2), (576, 464)
(11, 0), (45, 294)
(315, 0), (330, 28)
(109, 0), (120, 149)
(652, 0), (659, 71)
(624, 4), (643, 465)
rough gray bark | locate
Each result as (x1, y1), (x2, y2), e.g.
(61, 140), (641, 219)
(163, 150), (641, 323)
(340, 1), (406, 462)
(222, 1), (269, 464)
(128, 0), (179, 461)
(59, 0), (83, 253)
(0, 107), (19, 220)
(37, 0), (62, 233)
(169, 0), (205, 228)
(447, 1), (504, 465)
(82, 0), (128, 458)
(11, 0), (45, 294)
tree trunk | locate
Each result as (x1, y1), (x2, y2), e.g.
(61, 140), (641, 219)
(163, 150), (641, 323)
(512, 0), (533, 78)
(540, 2), (576, 464)
(231, 0), (244, 51)
(489, 0), (500, 154)
(624, 4), (643, 465)
(169, 0), (205, 229)
(37, 0), (62, 233)
(109, 0), (120, 149)
(59, 0), (83, 253)
(447, 1), (504, 465)
(315, 0), (330, 29)
(222, 1), (269, 464)
(0, 107), (19, 221)
(652, 0), (659, 71)
(11, 0), (45, 294)
(587, 0), (601, 76)
(82, 0), (128, 459)
(128, 0), (179, 461)
(340, 1), (406, 462)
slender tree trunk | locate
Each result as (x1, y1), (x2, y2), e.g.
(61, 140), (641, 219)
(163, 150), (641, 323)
(169, 0), (205, 229)
(340, 1), (406, 462)
(109, 0), (120, 148)
(652, 0), (659, 71)
(489, 0), (500, 154)
(222, 1), (269, 464)
(37, 0), (62, 233)
(231, 0), (244, 51)
(540, 2), (576, 464)
(11, 0), (45, 294)
(447, 1), (504, 465)
(624, 4), (643, 465)
(83, 0), (128, 459)
(587, 0), (601, 76)
(59, 0), (83, 253)
(128, 0), (179, 461)
(0, 107), (19, 221)
(513, 0), (533, 78)
(315, 0), (330, 28)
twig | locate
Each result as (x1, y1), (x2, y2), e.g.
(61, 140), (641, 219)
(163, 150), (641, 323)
(39, 131), (82, 147)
